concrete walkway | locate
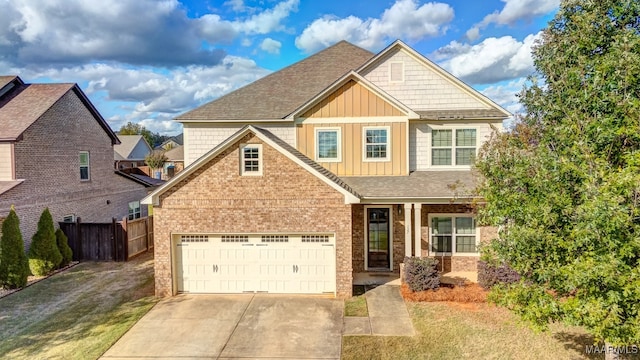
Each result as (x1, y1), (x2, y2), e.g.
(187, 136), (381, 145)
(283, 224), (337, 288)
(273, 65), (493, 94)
(343, 285), (414, 336)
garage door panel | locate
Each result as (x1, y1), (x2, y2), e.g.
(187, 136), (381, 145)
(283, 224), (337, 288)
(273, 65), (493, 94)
(175, 234), (336, 294)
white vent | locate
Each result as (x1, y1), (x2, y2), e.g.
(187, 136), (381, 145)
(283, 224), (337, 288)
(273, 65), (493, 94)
(389, 62), (404, 82)
(181, 235), (209, 242)
(261, 235), (289, 243)
(302, 235), (330, 243)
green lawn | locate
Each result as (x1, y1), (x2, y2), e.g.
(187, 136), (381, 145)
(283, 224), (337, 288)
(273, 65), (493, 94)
(343, 301), (617, 360)
(0, 253), (158, 360)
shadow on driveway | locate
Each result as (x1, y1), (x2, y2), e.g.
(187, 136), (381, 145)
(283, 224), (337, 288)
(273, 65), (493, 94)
(101, 294), (343, 359)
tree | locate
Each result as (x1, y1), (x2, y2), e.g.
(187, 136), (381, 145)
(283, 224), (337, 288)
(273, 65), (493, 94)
(145, 150), (168, 178)
(55, 229), (73, 268)
(119, 122), (170, 148)
(475, 0), (640, 353)
(0, 207), (30, 289)
(28, 208), (62, 276)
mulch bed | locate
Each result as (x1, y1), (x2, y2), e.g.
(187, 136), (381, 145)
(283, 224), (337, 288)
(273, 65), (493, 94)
(401, 283), (488, 303)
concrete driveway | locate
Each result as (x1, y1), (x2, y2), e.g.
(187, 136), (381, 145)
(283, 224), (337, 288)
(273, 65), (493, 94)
(101, 294), (344, 359)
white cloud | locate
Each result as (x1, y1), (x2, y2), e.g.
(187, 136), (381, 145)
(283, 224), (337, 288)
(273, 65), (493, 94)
(434, 32), (541, 85)
(467, 0), (559, 40)
(233, 0), (298, 35)
(260, 38), (282, 54)
(295, 0), (454, 53)
(480, 78), (527, 129)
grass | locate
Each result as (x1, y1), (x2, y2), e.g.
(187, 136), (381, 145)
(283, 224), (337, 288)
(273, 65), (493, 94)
(343, 301), (612, 360)
(345, 295), (368, 317)
(0, 252), (158, 359)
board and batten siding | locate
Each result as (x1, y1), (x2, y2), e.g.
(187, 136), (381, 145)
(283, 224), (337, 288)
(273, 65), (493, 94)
(360, 47), (489, 111)
(183, 123), (295, 166)
(297, 122), (407, 176)
(0, 143), (14, 181)
(409, 120), (502, 171)
(302, 80), (404, 118)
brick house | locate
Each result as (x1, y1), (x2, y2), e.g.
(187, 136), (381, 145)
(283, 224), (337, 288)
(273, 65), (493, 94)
(143, 40), (510, 298)
(0, 75), (149, 248)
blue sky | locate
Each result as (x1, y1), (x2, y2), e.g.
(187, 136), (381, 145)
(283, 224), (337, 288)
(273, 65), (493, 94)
(0, 0), (559, 135)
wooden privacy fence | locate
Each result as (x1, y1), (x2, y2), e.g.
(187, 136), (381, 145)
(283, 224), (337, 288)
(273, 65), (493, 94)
(59, 216), (154, 262)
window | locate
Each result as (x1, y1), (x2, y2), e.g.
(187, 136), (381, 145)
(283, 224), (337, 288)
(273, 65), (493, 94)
(316, 128), (341, 162)
(128, 201), (141, 220)
(240, 144), (263, 176)
(62, 214), (76, 223)
(430, 215), (478, 254)
(79, 151), (90, 180)
(431, 129), (476, 166)
(364, 127), (390, 161)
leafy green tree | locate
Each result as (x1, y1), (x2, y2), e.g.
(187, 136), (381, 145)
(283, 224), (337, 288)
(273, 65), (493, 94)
(145, 149), (168, 176)
(55, 229), (73, 268)
(475, 0), (640, 351)
(28, 208), (62, 276)
(0, 207), (30, 289)
(119, 122), (170, 148)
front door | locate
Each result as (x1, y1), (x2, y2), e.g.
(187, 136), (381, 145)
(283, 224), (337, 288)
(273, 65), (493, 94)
(367, 208), (390, 269)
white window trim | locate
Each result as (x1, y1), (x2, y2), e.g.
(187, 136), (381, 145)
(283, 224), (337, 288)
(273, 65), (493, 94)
(429, 127), (477, 169)
(128, 201), (141, 220)
(79, 151), (90, 181)
(364, 205), (394, 271)
(362, 126), (391, 162)
(389, 61), (405, 83)
(428, 213), (480, 257)
(240, 143), (263, 176)
(315, 127), (342, 162)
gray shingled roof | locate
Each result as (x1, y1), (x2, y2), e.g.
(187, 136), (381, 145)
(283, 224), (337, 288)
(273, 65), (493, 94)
(253, 126), (362, 198)
(0, 76), (18, 90)
(0, 83), (75, 141)
(164, 145), (183, 161)
(177, 41), (374, 121)
(341, 171), (478, 199)
(114, 135), (150, 160)
(417, 109), (508, 120)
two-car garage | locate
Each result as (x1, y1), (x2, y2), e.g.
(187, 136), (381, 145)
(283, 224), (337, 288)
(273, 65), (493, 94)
(173, 233), (336, 295)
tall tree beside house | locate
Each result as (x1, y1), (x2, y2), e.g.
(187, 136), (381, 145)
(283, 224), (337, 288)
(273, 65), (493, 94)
(145, 150), (168, 178)
(55, 228), (72, 269)
(119, 122), (170, 148)
(0, 207), (30, 289)
(475, 0), (640, 353)
(28, 208), (62, 276)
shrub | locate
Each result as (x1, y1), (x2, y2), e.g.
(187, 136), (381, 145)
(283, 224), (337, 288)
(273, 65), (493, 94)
(0, 207), (30, 289)
(477, 260), (520, 290)
(28, 208), (62, 276)
(403, 256), (440, 292)
(55, 229), (73, 268)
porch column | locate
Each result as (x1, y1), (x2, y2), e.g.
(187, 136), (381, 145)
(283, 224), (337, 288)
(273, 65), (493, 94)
(404, 203), (412, 257)
(414, 203), (422, 257)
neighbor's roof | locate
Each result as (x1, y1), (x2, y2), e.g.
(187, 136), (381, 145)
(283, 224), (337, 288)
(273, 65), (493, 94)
(114, 135), (151, 160)
(0, 76), (119, 144)
(164, 145), (183, 161)
(341, 171), (478, 201)
(176, 41), (374, 121)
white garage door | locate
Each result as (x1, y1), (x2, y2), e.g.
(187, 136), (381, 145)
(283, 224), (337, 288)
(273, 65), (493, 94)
(174, 233), (336, 295)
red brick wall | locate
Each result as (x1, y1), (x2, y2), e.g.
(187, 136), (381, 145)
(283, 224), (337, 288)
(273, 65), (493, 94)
(153, 134), (353, 298)
(0, 90), (148, 248)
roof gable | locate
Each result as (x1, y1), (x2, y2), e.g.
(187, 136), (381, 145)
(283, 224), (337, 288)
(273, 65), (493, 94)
(0, 76), (119, 143)
(176, 41), (374, 122)
(357, 40), (511, 119)
(291, 71), (417, 119)
(142, 125), (360, 206)
(114, 135), (152, 160)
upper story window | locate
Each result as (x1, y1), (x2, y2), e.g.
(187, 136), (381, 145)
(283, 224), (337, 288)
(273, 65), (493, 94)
(240, 144), (263, 176)
(316, 128), (341, 162)
(363, 126), (390, 162)
(79, 151), (90, 181)
(430, 215), (478, 255)
(431, 129), (476, 166)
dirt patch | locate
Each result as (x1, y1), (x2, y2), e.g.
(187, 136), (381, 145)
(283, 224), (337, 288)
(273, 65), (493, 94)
(401, 283), (488, 303)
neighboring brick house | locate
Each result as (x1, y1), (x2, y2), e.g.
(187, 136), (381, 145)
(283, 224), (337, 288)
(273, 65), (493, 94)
(143, 40), (510, 298)
(0, 75), (149, 248)
(114, 135), (152, 170)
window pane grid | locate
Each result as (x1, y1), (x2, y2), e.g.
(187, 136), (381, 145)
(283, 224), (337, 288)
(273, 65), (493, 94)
(365, 129), (388, 159)
(431, 216), (477, 254)
(432, 129), (476, 166)
(241, 146), (261, 174)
